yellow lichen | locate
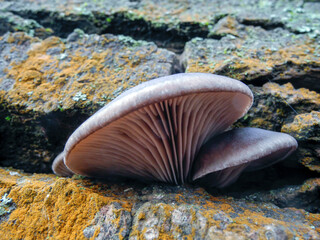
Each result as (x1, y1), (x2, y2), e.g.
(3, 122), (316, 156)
(1, 32), (163, 113)
(1, 168), (319, 239)
(186, 39), (319, 82)
(282, 111), (320, 136)
(0, 168), (133, 240)
(263, 82), (320, 105)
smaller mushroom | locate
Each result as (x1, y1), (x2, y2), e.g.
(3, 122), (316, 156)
(192, 128), (298, 188)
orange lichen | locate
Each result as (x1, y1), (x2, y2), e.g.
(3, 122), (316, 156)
(131, 199), (320, 239)
(211, 16), (240, 37)
(1, 168), (319, 239)
(186, 38), (319, 82)
(5, 32), (36, 45)
(263, 82), (320, 105)
(1, 32), (164, 113)
(281, 111), (320, 139)
(0, 168), (133, 240)
(129, 1), (226, 26)
(302, 158), (320, 172)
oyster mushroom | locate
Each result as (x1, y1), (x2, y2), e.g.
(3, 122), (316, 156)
(53, 73), (297, 187)
(52, 152), (73, 177)
(192, 128), (298, 188)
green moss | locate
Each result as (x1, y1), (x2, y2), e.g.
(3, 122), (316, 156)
(4, 116), (11, 122)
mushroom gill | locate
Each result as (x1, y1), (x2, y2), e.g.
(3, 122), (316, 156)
(52, 73), (298, 188)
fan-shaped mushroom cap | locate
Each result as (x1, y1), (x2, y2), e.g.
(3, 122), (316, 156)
(53, 73), (253, 184)
(192, 127), (298, 188)
(52, 152), (73, 177)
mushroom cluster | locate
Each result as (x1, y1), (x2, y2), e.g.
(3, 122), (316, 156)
(53, 73), (297, 188)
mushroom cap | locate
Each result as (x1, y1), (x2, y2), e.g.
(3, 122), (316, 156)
(53, 73), (253, 184)
(192, 127), (298, 188)
(52, 152), (73, 177)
